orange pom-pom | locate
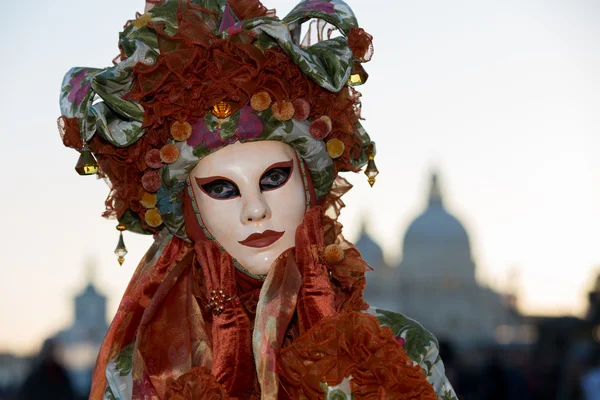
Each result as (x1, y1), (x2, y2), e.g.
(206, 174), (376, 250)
(324, 244), (344, 264)
(140, 192), (157, 209)
(170, 120), (192, 141)
(250, 91), (272, 112)
(145, 208), (163, 228)
(293, 99), (310, 121)
(326, 138), (345, 159)
(272, 100), (295, 121)
(160, 144), (180, 164)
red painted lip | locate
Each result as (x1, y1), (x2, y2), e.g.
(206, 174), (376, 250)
(238, 230), (284, 248)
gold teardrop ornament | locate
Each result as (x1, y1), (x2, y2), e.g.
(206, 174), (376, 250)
(114, 224), (128, 266)
(364, 142), (379, 187)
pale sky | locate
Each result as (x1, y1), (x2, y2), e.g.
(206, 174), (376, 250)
(1, 0), (599, 355)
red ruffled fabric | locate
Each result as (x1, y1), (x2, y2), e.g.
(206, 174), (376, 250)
(226, 0), (270, 20)
(165, 367), (234, 400)
(348, 27), (374, 63)
(57, 116), (83, 150)
(277, 311), (438, 400)
(319, 176), (371, 312)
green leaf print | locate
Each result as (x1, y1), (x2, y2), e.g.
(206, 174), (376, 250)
(105, 386), (117, 400)
(192, 142), (212, 159)
(375, 309), (437, 365)
(254, 32), (279, 51)
(423, 360), (433, 377)
(319, 381), (329, 396)
(282, 119), (294, 134)
(441, 389), (459, 400)
(219, 112), (241, 140)
(115, 343), (134, 376)
(328, 388), (349, 400)
(204, 113), (219, 132)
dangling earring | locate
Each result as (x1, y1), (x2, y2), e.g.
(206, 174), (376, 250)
(114, 224), (128, 265)
(364, 142), (379, 187)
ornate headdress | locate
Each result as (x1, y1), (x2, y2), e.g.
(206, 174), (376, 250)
(55, 3), (457, 400)
(58, 0), (377, 263)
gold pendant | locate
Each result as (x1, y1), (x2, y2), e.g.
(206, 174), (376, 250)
(364, 142), (379, 187)
(75, 146), (99, 176)
(114, 224), (128, 266)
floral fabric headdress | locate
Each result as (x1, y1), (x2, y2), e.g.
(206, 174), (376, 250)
(58, 0), (376, 242)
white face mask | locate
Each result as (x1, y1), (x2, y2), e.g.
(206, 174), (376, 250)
(189, 141), (307, 276)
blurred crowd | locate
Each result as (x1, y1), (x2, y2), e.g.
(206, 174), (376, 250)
(1, 340), (81, 400)
(440, 339), (600, 400)
(2, 336), (600, 399)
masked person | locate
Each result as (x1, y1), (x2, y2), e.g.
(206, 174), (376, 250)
(58, 1), (458, 399)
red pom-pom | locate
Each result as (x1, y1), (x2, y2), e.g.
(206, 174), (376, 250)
(141, 170), (161, 192)
(309, 118), (331, 140)
(292, 99), (310, 121)
(145, 149), (163, 169)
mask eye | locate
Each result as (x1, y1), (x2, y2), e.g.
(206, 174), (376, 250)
(260, 166), (291, 191)
(200, 179), (240, 199)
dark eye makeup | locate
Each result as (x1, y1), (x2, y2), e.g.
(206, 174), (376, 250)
(196, 177), (240, 200)
(194, 160), (293, 200)
(260, 160), (293, 192)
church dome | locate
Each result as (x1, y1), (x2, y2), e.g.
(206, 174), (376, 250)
(355, 222), (385, 268)
(399, 173), (475, 284)
(403, 173), (471, 251)
(357, 219), (396, 309)
(404, 204), (471, 250)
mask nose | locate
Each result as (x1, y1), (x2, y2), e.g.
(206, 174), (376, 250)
(240, 193), (271, 224)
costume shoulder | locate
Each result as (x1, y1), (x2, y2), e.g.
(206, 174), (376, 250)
(366, 307), (459, 400)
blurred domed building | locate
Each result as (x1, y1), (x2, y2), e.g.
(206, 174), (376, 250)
(359, 220), (397, 312)
(54, 263), (109, 396)
(361, 172), (516, 346)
